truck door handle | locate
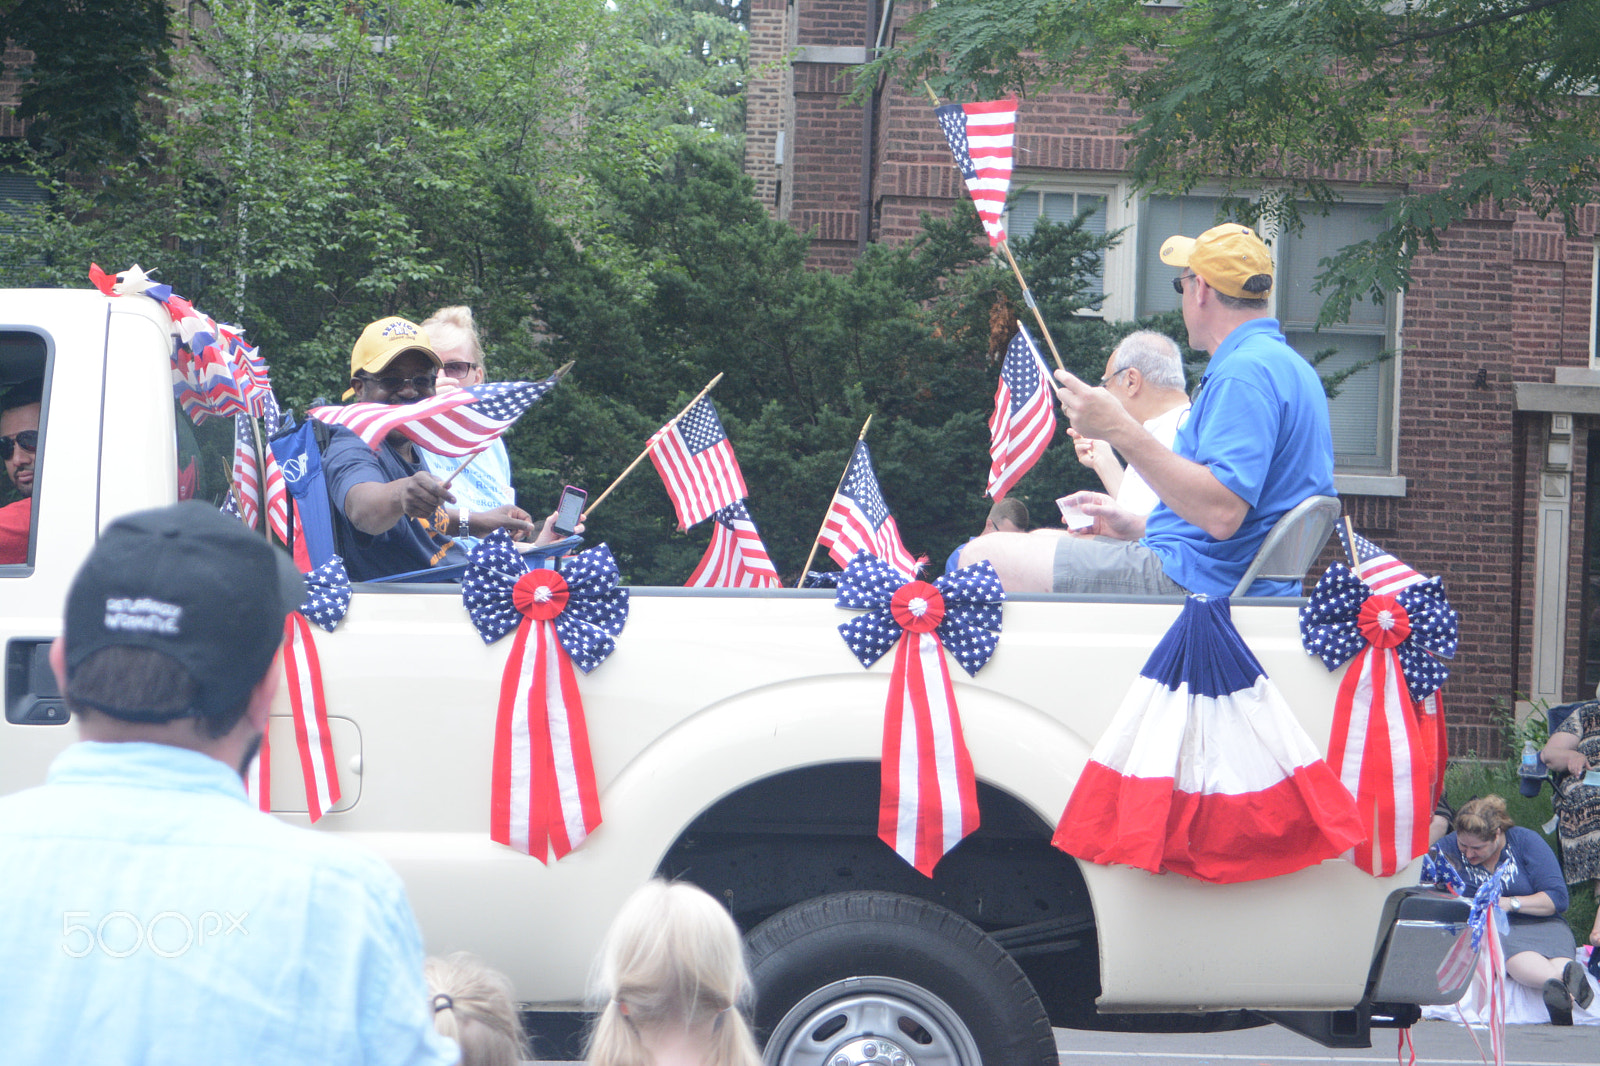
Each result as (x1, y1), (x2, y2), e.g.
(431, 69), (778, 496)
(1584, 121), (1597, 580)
(5, 639), (69, 725)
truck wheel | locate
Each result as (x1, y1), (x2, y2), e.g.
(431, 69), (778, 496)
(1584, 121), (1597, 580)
(745, 891), (1057, 1066)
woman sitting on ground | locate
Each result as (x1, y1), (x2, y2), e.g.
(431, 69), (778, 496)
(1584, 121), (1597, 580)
(587, 879), (760, 1066)
(1433, 794), (1594, 1024)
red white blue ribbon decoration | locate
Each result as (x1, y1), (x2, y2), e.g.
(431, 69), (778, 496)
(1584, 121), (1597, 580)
(1422, 847), (1510, 1065)
(89, 263), (274, 423)
(835, 551), (1004, 877)
(1054, 595), (1366, 884)
(1301, 564), (1458, 876)
(463, 531), (627, 862)
(247, 556), (350, 819)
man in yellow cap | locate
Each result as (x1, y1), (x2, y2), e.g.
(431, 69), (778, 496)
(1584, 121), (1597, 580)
(961, 223), (1334, 596)
(322, 316), (537, 580)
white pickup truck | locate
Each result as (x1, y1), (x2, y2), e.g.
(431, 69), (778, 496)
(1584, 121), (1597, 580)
(1, 290), (1469, 1064)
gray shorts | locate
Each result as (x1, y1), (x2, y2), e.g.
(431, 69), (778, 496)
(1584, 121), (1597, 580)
(1050, 536), (1187, 596)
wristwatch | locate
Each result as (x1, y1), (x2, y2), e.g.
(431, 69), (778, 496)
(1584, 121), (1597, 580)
(458, 506), (470, 537)
(1509, 897), (1522, 911)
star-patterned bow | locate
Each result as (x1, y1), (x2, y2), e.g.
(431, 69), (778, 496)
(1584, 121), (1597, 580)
(1301, 564), (1457, 702)
(462, 530), (628, 862)
(1300, 561), (1458, 878)
(833, 550), (1005, 876)
(249, 555), (351, 821)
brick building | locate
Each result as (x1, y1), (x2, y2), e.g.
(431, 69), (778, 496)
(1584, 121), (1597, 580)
(747, 0), (1600, 754)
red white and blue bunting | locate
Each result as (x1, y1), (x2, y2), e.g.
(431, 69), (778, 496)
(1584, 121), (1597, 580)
(834, 551), (1004, 877)
(1301, 563), (1458, 877)
(463, 531), (628, 862)
(1054, 595), (1366, 884)
(89, 263), (274, 423)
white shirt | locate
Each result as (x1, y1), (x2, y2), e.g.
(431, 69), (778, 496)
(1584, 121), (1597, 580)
(1116, 402), (1192, 516)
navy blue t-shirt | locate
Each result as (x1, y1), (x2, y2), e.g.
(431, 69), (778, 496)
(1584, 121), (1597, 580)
(322, 425), (465, 581)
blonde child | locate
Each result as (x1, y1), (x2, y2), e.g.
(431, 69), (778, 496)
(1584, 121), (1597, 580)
(587, 880), (761, 1066)
(426, 952), (529, 1066)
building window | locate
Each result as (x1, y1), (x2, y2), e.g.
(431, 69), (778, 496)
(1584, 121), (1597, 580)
(1591, 242), (1599, 366)
(1007, 186), (1110, 311)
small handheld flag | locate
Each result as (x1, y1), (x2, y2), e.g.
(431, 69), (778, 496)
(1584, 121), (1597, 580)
(935, 99), (1017, 247)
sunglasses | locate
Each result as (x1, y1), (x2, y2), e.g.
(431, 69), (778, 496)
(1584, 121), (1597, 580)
(439, 361), (479, 379)
(1171, 272), (1198, 295)
(0, 429), (38, 460)
(356, 373), (435, 394)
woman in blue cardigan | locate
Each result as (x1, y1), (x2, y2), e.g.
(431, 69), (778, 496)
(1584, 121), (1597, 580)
(1435, 795), (1594, 1024)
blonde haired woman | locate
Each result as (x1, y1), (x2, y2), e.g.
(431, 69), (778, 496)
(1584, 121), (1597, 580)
(425, 952), (529, 1066)
(418, 306), (515, 551)
(587, 880), (761, 1066)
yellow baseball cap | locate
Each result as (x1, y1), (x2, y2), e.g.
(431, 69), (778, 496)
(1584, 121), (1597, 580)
(343, 316), (440, 399)
(1159, 223), (1273, 300)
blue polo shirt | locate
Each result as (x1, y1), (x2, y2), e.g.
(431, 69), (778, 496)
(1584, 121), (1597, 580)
(1144, 318), (1335, 596)
(0, 742), (458, 1066)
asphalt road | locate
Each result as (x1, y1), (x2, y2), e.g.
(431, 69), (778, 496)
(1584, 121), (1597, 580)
(539, 1021), (1598, 1065)
(1054, 1022), (1597, 1065)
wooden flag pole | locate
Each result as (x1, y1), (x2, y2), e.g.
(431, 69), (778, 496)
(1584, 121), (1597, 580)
(1341, 515), (1358, 566)
(998, 239), (1066, 372)
(796, 414), (873, 586)
(585, 372), (726, 518)
(439, 446), (489, 490)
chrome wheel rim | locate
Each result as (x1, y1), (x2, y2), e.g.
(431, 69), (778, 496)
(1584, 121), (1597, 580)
(765, 975), (983, 1066)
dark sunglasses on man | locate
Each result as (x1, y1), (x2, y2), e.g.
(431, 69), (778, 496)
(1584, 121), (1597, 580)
(355, 372), (435, 394)
(0, 429), (37, 460)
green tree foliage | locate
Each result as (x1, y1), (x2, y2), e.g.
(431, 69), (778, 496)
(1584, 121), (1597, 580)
(0, 0), (172, 168)
(0, 0), (1182, 585)
(865, 0), (1600, 323)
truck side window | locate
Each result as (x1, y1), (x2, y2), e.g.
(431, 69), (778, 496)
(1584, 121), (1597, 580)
(175, 403), (240, 508)
(0, 332), (47, 572)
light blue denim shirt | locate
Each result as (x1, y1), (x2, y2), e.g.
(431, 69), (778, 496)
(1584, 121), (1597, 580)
(0, 742), (459, 1066)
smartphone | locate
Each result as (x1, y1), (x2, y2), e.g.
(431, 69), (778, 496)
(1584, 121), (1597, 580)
(552, 485), (587, 537)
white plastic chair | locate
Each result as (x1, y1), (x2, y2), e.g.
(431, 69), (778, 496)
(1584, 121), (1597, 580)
(1229, 495), (1342, 598)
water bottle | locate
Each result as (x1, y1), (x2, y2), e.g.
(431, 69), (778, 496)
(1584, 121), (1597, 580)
(1518, 740), (1546, 797)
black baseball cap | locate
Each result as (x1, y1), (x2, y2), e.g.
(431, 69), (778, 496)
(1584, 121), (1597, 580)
(63, 501), (306, 722)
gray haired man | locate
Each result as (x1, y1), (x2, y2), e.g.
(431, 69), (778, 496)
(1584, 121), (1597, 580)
(1071, 330), (1191, 515)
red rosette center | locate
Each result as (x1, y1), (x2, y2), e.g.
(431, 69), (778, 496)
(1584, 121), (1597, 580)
(513, 569), (570, 621)
(890, 580), (946, 634)
(1358, 593), (1411, 649)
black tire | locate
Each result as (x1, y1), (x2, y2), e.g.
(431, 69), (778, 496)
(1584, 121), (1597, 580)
(746, 891), (1057, 1066)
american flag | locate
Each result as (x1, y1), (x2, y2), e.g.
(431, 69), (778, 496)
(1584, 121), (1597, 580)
(230, 392), (288, 542)
(647, 397), (749, 530)
(1339, 524), (1427, 595)
(987, 323), (1056, 499)
(310, 377), (558, 456)
(688, 500), (781, 589)
(935, 98), (1017, 246)
(821, 441), (919, 578)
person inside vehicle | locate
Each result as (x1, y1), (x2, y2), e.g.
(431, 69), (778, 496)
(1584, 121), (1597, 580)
(0, 502), (458, 1064)
(417, 306), (515, 553)
(586, 879), (761, 1066)
(1432, 794), (1595, 1025)
(959, 223), (1336, 596)
(0, 379), (41, 565)
(1070, 330), (1191, 516)
(945, 496), (1028, 573)
(323, 315), (542, 580)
